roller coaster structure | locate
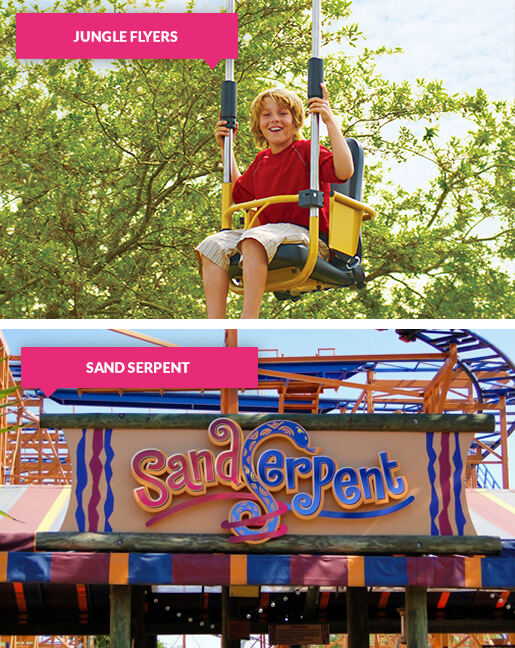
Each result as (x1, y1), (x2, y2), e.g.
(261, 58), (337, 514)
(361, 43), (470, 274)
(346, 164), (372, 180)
(1, 328), (513, 489)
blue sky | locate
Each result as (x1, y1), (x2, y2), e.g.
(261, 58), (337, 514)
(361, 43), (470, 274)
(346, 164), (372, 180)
(3, 326), (515, 360)
(176, 0), (515, 101)
(335, 0), (515, 196)
(349, 0), (514, 102)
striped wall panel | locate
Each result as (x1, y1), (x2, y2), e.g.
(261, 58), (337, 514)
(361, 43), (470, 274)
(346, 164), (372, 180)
(0, 552), (514, 588)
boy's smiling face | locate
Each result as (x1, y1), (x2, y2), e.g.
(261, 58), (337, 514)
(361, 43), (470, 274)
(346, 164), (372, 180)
(259, 97), (295, 154)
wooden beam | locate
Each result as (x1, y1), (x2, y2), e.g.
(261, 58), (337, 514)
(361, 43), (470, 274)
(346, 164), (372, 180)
(347, 587), (369, 648)
(110, 585), (131, 648)
(39, 412), (495, 433)
(35, 532), (502, 555)
(423, 344), (458, 414)
(4, 616), (515, 637)
(109, 329), (180, 347)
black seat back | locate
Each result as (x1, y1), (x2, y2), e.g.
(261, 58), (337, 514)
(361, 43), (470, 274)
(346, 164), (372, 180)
(331, 138), (364, 201)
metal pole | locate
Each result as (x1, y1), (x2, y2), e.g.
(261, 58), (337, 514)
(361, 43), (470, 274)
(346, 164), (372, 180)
(223, 0), (235, 184)
(309, 0), (322, 224)
(312, 0), (321, 55)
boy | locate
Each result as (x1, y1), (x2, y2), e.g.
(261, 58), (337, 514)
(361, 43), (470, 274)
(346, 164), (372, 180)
(195, 84), (354, 319)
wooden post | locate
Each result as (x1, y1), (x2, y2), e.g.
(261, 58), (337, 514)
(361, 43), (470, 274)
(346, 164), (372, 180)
(347, 587), (369, 648)
(304, 585), (320, 621)
(132, 586), (146, 648)
(405, 586), (428, 648)
(110, 585), (132, 648)
(221, 586), (241, 648)
(500, 396), (510, 488)
(221, 329), (239, 415)
(221, 329), (240, 648)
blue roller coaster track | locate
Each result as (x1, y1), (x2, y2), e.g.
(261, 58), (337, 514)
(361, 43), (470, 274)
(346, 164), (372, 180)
(10, 329), (515, 488)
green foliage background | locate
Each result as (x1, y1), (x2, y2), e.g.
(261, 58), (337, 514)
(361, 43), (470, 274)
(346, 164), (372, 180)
(1, 0), (514, 318)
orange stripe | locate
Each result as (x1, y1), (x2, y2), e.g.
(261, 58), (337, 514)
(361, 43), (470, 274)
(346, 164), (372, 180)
(0, 552), (7, 582)
(109, 553), (129, 584)
(318, 590), (330, 621)
(348, 556), (365, 587)
(378, 591), (390, 609)
(76, 584), (89, 624)
(259, 591), (269, 618)
(437, 592), (450, 609)
(377, 591), (390, 618)
(436, 591), (450, 618)
(13, 582), (26, 611)
(319, 591), (330, 610)
(230, 554), (247, 585)
(496, 591), (510, 608)
(76, 584), (88, 613)
(465, 556), (482, 588)
(14, 582), (28, 622)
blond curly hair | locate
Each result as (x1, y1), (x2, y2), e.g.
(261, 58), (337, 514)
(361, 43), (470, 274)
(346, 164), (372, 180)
(250, 88), (305, 148)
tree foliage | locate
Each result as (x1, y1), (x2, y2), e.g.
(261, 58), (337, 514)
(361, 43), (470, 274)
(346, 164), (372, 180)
(1, 0), (513, 318)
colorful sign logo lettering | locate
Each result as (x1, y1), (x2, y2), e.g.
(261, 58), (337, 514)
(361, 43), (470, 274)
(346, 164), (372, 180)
(131, 418), (413, 544)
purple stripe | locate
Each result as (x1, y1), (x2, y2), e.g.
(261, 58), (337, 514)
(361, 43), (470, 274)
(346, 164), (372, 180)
(437, 434), (452, 534)
(87, 429), (104, 532)
(426, 433), (439, 535)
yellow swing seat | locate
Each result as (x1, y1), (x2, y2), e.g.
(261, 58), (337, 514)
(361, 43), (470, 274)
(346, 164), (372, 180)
(223, 138), (376, 299)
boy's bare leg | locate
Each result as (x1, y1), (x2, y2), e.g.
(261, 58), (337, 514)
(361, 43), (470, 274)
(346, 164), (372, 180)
(240, 238), (268, 319)
(202, 257), (229, 319)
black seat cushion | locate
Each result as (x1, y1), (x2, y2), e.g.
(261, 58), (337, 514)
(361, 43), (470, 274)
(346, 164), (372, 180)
(228, 244), (357, 287)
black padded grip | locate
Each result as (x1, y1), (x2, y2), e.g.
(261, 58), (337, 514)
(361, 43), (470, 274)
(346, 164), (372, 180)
(221, 80), (237, 129)
(308, 58), (324, 98)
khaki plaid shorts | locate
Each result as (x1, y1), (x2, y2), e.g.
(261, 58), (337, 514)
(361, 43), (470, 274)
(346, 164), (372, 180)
(195, 223), (329, 273)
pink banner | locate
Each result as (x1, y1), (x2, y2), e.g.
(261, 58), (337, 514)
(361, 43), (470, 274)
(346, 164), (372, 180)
(21, 346), (258, 396)
(16, 13), (238, 69)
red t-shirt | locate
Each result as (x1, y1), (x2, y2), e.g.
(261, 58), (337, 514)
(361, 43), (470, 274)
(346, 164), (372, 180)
(232, 139), (346, 234)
